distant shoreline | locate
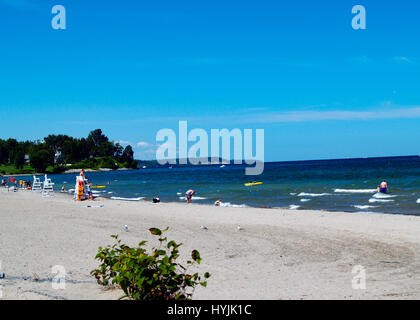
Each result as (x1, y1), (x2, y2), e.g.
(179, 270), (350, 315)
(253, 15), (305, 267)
(1, 167), (136, 177)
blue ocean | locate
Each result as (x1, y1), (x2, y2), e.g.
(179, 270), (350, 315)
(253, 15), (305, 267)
(49, 156), (420, 216)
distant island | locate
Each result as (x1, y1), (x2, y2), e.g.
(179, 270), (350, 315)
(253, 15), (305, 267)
(0, 129), (138, 175)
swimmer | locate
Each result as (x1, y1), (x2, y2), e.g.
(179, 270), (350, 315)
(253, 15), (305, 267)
(379, 180), (388, 194)
(185, 189), (195, 204)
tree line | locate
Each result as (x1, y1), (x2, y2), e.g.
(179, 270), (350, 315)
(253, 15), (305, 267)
(0, 129), (138, 173)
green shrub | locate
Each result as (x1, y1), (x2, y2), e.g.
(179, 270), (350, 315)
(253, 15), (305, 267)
(91, 227), (210, 300)
(99, 157), (118, 169)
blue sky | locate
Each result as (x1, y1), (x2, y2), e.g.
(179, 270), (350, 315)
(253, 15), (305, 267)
(0, 0), (419, 161)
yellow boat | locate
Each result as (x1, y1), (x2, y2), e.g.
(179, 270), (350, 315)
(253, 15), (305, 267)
(244, 182), (263, 186)
(91, 186), (106, 189)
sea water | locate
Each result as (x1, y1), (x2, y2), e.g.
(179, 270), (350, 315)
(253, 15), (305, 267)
(47, 156), (420, 216)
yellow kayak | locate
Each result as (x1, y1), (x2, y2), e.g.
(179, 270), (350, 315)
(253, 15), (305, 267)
(91, 186), (106, 189)
(244, 182), (263, 186)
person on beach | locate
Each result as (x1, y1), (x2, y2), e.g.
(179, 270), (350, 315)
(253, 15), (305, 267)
(185, 189), (195, 204)
(214, 199), (221, 206)
(61, 185), (66, 192)
(1, 179), (6, 188)
(80, 169), (85, 177)
(379, 180), (388, 194)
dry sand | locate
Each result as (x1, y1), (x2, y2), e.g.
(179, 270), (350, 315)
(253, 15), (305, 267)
(0, 188), (419, 300)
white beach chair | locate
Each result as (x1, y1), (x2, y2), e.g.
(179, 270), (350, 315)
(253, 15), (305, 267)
(32, 176), (42, 192)
(42, 174), (55, 197)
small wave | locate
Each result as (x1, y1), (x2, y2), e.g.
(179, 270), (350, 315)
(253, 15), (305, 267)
(289, 205), (300, 210)
(107, 192), (113, 194)
(372, 193), (397, 199)
(369, 198), (394, 203)
(417, 198), (420, 204)
(68, 189), (75, 193)
(111, 197), (144, 201)
(298, 192), (330, 197)
(219, 202), (248, 208)
(353, 205), (378, 210)
(176, 192), (182, 195)
(334, 189), (377, 194)
(179, 196), (207, 200)
(289, 193), (297, 196)
(300, 199), (311, 203)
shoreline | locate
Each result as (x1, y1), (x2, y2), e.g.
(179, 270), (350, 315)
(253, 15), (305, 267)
(1, 167), (136, 177)
(1, 188), (419, 300)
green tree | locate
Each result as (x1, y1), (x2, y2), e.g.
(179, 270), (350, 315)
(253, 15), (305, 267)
(121, 145), (134, 163)
(30, 149), (53, 173)
(0, 139), (9, 164)
(87, 129), (109, 157)
(14, 150), (26, 169)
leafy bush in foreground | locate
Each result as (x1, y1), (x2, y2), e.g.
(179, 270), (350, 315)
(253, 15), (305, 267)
(91, 227), (210, 300)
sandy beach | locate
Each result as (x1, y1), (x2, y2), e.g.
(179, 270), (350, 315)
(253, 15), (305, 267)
(0, 188), (419, 300)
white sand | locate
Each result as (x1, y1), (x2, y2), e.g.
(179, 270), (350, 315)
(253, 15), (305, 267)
(0, 188), (419, 300)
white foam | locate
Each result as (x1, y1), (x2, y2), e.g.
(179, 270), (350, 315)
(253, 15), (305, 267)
(111, 197), (144, 201)
(369, 198), (394, 203)
(417, 198), (420, 204)
(177, 192), (182, 195)
(353, 205), (378, 210)
(372, 193), (397, 199)
(68, 189), (75, 193)
(219, 202), (248, 208)
(298, 192), (330, 197)
(289, 205), (300, 210)
(300, 199), (311, 203)
(179, 196), (207, 200)
(289, 193), (297, 196)
(334, 189), (377, 194)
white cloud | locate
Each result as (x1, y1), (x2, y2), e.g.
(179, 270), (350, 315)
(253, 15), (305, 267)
(118, 140), (132, 145)
(136, 141), (152, 148)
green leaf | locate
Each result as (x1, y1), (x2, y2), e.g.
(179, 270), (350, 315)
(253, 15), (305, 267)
(149, 228), (162, 236)
(191, 250), (201, 263)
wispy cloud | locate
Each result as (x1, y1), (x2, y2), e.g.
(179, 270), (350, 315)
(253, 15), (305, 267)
(393, 56), (413, 64)
(136, 141), (153, 148)
(248, 106), (420, 123)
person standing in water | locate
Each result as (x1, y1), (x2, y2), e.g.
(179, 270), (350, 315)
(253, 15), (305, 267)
(378, 180), (388, 194)
(185, 189), (195, 204)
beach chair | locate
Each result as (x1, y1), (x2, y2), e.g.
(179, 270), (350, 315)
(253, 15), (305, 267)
(42, 174), (54, 197)
(32, 176), (42, 192)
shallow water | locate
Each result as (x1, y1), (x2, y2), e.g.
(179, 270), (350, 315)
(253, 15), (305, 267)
(40, 156), (420, 216)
